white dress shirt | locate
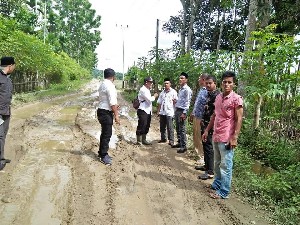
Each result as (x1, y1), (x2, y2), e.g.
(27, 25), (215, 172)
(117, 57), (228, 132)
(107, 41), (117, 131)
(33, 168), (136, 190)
(138, 85), (156, 114)
(157, 88), (178, 117)
(98, 79), (117, 111)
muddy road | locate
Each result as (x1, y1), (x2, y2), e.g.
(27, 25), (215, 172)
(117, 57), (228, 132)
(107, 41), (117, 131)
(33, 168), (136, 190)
(0, 80), (271, 225)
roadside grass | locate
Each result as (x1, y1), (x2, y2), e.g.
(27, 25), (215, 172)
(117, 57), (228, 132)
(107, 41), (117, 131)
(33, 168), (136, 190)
(12, 79), (90, 106)
(234, 124), (300, 225)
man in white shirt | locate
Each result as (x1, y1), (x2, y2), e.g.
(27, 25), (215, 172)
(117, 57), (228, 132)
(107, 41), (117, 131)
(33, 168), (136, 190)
(97, 68), (120, 165)
(136, 77), (158, 145)
(157, 78), (178, 146)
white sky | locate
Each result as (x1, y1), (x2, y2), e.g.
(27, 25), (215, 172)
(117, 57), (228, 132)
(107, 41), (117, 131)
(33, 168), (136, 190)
(89, 0), (182, 73)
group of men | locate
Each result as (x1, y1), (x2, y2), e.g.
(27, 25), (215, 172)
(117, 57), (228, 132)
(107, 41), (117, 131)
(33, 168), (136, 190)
(97, 68), (243, 199)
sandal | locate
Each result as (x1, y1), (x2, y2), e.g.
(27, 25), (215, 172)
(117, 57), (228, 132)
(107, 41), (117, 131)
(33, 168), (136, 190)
(209, 192), (223, 199)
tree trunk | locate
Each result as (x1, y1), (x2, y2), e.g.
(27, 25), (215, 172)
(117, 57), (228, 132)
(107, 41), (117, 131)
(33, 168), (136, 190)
(216, 10), (225, 52)
(254, 94), (263, 128)
(186, 0), (198, 53)
(180, 0), (188, 55)
(244, 0), (257, 51)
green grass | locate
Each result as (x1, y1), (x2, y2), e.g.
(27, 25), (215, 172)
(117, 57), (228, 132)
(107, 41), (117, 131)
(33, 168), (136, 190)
(12, 79), (89, 105)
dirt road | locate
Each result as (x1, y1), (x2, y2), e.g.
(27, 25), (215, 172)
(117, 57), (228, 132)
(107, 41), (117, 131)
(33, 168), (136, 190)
(0, 80), (271, 225)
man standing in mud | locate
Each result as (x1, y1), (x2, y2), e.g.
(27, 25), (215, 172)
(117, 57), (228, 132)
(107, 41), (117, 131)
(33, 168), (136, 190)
(136, 77), (158, 145)
(156, 78), (178, 146)
(202, 71), (243, 199)
(0, 57), (16, 170)
(189, 73), (208, 166)
(172, 72), (192, 153)
(97, 68), (120, 165)
(198, 75), (220, 180)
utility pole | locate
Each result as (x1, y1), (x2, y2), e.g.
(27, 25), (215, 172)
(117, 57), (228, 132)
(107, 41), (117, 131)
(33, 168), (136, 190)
(156, 19), (159, 62)
(116, 24), (129, 89)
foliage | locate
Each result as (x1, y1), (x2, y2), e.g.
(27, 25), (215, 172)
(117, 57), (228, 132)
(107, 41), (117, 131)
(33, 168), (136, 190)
(0, 16), (91, 88)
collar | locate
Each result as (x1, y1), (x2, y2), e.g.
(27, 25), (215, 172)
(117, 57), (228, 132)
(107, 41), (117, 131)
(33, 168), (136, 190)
(222, 91), (234, 99)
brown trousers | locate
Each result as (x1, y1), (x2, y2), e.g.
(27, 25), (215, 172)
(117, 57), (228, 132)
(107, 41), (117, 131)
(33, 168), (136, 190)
(193, 117), (203, 157)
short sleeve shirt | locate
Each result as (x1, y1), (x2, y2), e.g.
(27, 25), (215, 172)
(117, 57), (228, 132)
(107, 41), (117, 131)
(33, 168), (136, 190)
(213, 91), (243, 142)
(98, 79), (118, 111)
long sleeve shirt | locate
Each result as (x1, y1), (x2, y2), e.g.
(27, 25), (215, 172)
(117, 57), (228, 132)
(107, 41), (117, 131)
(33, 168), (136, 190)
(157, 88), (178, 117)
(192, 87), (208, 119)
(175, 84), (193, 114)
(138, 85), (156, 114)
(0, 70), (13, 115)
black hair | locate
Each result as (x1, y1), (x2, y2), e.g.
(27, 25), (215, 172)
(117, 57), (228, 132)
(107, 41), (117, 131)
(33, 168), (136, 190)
(222, 71), (236, 83)
(180, 72), (188, 79)
(206, 75), (217, 83)
(164, 78), (171, 82)
(104, 68), (115, 78)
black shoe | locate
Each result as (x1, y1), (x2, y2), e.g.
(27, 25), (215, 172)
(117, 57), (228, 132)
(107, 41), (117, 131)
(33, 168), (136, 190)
(195, 165), (206, 171)
(0, 162), (6, 171)
(1, 159), (11, 163)
(198, 173), (214, 180)
(177, 148), (187, 153)
(171, 144), (180, 148)
(158, 140), (167, 143)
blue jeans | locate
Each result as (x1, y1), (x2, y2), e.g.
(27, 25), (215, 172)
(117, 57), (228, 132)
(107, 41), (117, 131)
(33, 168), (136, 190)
(211, 142), (234, 198)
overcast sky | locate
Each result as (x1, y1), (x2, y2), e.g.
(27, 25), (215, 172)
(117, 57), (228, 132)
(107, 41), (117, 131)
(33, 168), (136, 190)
(89, 0), (182, 73)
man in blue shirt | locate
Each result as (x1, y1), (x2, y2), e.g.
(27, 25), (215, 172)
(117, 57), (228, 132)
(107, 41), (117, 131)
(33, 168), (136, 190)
(172, 72), (193, 153)
(189, 74), (208, 164)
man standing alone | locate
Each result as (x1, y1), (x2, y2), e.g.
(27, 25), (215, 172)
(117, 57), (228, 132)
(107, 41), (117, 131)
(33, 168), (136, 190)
(0, 57), (16, 170)
(136, 77), (158, 145)
(97, 68), (120, 165)
(202, 71), (243, 199)
(156, 78), (178, 146)
(172, 72), (192, 153)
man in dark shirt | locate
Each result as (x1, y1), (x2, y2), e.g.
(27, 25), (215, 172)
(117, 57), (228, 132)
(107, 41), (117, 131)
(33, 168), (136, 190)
(198, 75), (220, 180)
(0, 56), (16, 170)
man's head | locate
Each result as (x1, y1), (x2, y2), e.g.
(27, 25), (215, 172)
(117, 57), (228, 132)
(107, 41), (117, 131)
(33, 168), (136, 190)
(179, 72), (188, 86)
(0, 56), (16, 75)
(221, 71), (236, 95)
(205, 75), (217, 92)
(198, 73), (208, 87)
(163, 78), (172, 90)
(144, 76), (154, 89)
(104, 68), (116, 80)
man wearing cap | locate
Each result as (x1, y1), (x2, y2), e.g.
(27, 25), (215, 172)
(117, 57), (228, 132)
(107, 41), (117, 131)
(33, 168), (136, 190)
(97, 68), (120, 165)
(172, 72), (193, 153)
(0, 56), (16, 170)
(136, 77), (158, 145)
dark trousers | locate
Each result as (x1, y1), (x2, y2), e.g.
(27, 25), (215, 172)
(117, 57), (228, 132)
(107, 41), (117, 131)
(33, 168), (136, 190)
(201, 124), (214, 175)
(97, 109), (113, 157)
(174, 108), (187, 148)
(159, 115), (174, 143)
(0, 115), (10, 161)
(136, 109), (151, 135)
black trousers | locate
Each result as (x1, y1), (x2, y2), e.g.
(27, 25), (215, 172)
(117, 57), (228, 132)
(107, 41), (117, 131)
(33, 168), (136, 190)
(136, 109), (151, 135)
(174, 108), (187, 148)
(159, 115), (174, 143)
(97, 108), (113, 157)
(201, 124), (214, 175)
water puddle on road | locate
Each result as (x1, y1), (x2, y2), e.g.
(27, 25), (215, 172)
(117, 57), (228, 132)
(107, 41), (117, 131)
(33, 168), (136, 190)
(58, 106), (82, 125)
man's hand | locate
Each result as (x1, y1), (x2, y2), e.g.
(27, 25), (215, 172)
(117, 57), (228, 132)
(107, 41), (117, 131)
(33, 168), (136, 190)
(154, 93), (159, 98)
(180, 113), (186, 121)
(202, 130), (208, 142)
(229, 136), (238, 149)
(115, 116), (120, 125)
